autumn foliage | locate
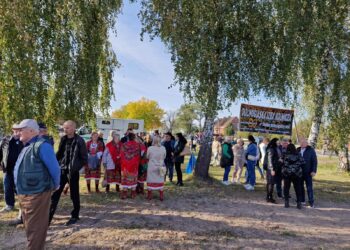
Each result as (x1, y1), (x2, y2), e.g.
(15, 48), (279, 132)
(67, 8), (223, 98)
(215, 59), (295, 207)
(112, 98), (165, 131)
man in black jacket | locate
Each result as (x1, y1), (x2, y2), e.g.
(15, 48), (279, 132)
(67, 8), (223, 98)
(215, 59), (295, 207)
(49, 120), (88, 226)
(162, 132), (175, 182)
(0, 126), (23, 212)
(297, 138), (318, 208)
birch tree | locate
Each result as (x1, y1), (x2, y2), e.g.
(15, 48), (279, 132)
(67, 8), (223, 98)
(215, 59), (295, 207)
(137, 0), (296, 178)
(0, 1), (122, 131)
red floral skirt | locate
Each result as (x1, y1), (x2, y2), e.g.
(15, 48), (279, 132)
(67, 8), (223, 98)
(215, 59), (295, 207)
(106, 165), (121, 185)
(85, 166), (101, 180)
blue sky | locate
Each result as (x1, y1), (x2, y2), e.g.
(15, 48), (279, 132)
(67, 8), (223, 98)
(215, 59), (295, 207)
(109, 1), (285, 118)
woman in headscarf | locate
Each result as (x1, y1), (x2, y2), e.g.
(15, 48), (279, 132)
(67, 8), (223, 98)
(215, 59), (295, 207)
(102, 131), (122, 193)
(120, 133), (141, 199)
(85, 131), (104, 193)
(146, 136), (167, 201)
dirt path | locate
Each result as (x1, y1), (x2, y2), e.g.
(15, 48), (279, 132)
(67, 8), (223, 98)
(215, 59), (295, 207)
(1, 182), (350, 250)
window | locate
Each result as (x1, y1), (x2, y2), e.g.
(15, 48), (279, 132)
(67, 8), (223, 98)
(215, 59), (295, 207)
(128, 123), (139, 130)
(79, 126), (92, 135)
(102, 120), (111, 125)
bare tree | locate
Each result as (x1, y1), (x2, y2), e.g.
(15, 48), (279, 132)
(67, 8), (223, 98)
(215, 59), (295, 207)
(163, 110), (177, 133)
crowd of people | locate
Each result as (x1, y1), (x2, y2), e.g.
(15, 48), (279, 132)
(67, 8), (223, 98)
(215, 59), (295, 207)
(215, 135), (318, 209)
(0, 119), (189, 249)
(0, 118), (318, 249)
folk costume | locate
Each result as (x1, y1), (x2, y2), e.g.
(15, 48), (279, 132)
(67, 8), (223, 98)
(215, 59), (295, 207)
(85, 140), (104, 192)
(102, 141), (122, 188)
(120, 140), (141, 198)
(137, 143), (148, 194)
(146, 145), (166, 201)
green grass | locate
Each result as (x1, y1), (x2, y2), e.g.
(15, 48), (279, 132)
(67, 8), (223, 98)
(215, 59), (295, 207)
(0, 154), (349, 220)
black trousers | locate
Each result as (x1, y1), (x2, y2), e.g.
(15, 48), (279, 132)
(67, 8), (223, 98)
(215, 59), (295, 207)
(49, 170), (80, 222)
(266, 169), (275, 199)
(274, 172), (283, 197)
(174, 162), (183, 184)
(283, 175), (302, 203)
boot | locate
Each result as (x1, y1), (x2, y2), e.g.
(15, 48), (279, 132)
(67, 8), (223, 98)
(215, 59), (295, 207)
(139, 185), (144, 195)
(266, 195), (276, 204)
(116, 185), (120, 192)
(147, 190), (152, 200)
(106, 184), (110, 193)
(120, 190), (127, 199)
(297, 202), (302, 209)
(87, 183), (91, 193)
(285, 200), (290, 208)
(159, 190), (164, 201)
(131, 190), (137, 199)
(269, 197), (276, 204)
(95, 182), (100, 193)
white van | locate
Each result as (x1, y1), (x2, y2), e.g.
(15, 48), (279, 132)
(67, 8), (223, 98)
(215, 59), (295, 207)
(77, 118), (144, 141)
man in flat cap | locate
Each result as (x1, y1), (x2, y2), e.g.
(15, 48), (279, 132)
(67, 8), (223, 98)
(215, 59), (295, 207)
(13, 119), (60, 250)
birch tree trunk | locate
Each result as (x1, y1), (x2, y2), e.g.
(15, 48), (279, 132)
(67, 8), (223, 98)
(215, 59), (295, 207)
(308, 48), (330, 148)
(194, 116), (215, 179)
(338, 146), (350, 172)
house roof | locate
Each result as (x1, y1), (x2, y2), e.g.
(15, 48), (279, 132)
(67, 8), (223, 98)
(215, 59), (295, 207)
(214, 116), (239, 128)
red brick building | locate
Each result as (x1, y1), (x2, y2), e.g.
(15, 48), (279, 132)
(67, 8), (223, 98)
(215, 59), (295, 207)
(213, 116), (239, 135)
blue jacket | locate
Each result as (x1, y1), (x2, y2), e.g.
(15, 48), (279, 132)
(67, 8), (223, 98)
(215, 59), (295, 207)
(297, 146), (317, 174)
(246, 142), (258, 161)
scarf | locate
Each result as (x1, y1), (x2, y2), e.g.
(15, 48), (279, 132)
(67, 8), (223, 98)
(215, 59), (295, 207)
(106, 141), (120, 163)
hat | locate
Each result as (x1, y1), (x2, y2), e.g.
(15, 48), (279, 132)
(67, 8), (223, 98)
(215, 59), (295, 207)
(12, 123), (20, 130)
(38, 122), (47, 129)
(13, 119), (39, 130)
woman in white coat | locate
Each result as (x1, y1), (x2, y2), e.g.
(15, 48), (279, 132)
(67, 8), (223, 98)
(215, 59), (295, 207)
(146, 136), (166, 201)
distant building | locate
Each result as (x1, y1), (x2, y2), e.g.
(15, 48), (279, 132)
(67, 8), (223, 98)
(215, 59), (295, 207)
(213, 116), (239, 136)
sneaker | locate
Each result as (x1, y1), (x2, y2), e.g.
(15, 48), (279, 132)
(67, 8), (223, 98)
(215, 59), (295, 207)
(308, 203), (315, 209)
(301, 202), (306, 206)
(64, 217), (79, 226)
(244, 184), (254, 191)
(221, 181), (230, 186)
(231, 180), (237, 185)
(0, 206), (14, 213)
(8, 218), (23, 226)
